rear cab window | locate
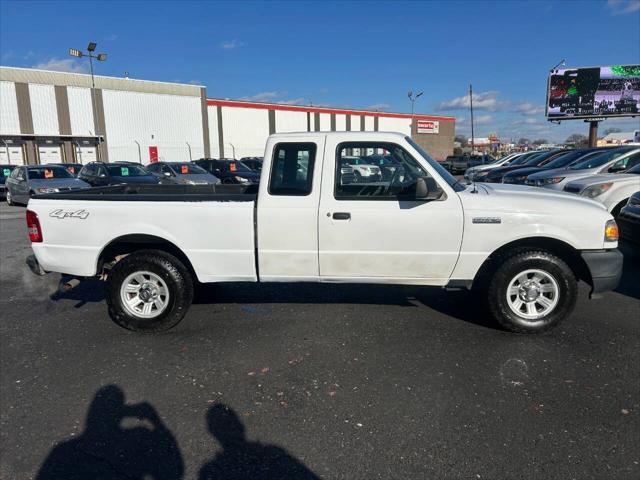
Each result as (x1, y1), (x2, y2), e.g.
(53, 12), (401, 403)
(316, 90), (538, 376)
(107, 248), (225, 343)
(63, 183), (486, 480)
(269, 143), (317, 196)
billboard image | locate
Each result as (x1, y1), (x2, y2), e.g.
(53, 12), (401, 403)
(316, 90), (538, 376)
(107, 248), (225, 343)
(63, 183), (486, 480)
(546, 65), (640, 120)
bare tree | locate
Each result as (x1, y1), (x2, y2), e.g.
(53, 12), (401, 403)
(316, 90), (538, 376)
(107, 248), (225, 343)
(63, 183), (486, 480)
(454, 135), (468, 147)
(532, 138), (549, 145)
(603, 127), (622, 135)
(565, 133), (588, 147)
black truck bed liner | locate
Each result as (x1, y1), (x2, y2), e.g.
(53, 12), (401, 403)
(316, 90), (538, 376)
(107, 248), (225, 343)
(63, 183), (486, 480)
(33, 183), (258, 202)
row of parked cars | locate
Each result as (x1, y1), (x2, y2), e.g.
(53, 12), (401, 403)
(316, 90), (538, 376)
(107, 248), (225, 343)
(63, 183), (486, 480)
(463, 145), (640, 243)
(0, 157), (266, 206)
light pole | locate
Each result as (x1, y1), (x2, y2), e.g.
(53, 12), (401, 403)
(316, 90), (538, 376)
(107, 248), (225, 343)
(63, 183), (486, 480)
(408, 91), (423, 132)
(69, 42), (107, 161)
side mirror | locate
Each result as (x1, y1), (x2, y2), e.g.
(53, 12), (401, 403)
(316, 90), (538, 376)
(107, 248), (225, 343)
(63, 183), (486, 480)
(164, 171), (172, 176)
(608, 165), (625, 173)
(415, 176), (445, 201)
(99, 173), (107, 178)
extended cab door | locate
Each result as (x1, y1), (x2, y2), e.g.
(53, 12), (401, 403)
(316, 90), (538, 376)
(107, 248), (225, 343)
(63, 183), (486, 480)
(318, 136), (464, 284)
(257, 136), (325, 281)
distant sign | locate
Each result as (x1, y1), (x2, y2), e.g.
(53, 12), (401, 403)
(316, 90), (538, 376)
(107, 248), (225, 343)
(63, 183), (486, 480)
(546, 65), (640, 120)
(417, 119), (439, 134)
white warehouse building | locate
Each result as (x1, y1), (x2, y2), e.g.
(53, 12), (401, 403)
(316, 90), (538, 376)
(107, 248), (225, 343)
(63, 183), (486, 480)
(0, 66), (455, 165)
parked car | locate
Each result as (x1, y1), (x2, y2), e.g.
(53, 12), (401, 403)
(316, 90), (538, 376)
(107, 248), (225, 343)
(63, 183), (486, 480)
(26, 131), (621, 335)
(471, 151), (542, 182)
(526, 146), (640, 190)
(194, 158), (261, 184)
(483, 150), (560, 183)
(338, 158), (356, 185)
(563, 163), (640, 217)
(445, 154), (491, 174)
(464, 152), (525, 182)
(5, 164), (89, 205)
(0, 164), (17, 198)
(45, 163), (84, 177)
(146, 161), (220, 185)
(617, 191), (640, 244)
(363, 154), (404, 181)
(502, 148), (604, 185)
(78, 162), (163, 187)
(240, 157), (264, 172)
(340, 156), (382, 182)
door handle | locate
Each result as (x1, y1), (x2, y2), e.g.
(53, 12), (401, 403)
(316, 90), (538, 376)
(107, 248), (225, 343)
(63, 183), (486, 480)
(332, 212), (351, 220)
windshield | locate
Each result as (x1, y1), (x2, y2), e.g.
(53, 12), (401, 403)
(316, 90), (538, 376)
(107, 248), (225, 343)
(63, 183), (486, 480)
(509, 152), (538, 166)
(569, 148), (633, 170)
(27, 167), (73, 179)
(543, 150), (590, 169)
(406, 137), (465, 192)
(220, 161), (252, 173)
(1, 166), (16, 178)
(168, 163), (208, 175)
(625, 163), (640, 174)
(523, 152), (550, 165)
(107, 164), (150, 177)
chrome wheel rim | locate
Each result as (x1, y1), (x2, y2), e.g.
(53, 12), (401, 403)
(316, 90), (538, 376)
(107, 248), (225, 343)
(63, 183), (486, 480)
(120, 271), (170, 319)
(506, 269), (559, 321)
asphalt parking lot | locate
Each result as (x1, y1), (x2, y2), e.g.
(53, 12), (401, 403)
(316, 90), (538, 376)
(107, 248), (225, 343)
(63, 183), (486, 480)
(0, 201), (638, 480)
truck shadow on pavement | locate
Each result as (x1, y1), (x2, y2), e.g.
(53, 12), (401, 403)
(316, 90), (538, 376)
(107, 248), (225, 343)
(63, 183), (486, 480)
(36, 385), (320, 480)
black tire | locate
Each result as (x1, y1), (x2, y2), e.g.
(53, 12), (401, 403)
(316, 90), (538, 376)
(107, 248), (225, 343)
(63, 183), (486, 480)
(6, 189), (14, 206)
(485, 249), (577, 334)
(105, 250), (194, 333)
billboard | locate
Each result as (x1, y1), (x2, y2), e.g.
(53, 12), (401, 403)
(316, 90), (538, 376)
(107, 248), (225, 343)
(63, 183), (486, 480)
(546, 65), (640, 120)
(417, 119), (439, 134)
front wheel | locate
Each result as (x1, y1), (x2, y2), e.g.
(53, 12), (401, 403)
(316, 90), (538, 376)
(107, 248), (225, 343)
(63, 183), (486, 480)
(6, 189), (15, 206)
(485, 250), (577, 333)
(106, 250), (194, 332)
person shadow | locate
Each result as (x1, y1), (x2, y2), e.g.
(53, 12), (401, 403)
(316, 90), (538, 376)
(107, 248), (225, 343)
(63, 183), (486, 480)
(198, 403), (321, 480)
(36, 385), (184, 480)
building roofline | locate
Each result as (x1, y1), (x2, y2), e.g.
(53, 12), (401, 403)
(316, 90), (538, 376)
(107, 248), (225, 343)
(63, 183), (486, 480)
(206, 98), (455, 122)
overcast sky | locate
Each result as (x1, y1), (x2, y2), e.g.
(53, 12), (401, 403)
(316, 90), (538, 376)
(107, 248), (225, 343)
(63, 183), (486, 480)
(1, 0), (639, 142)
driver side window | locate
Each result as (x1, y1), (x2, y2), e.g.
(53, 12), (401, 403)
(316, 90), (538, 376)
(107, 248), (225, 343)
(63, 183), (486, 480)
(610, 152), (640, 172)
(335, 142), (430, 199)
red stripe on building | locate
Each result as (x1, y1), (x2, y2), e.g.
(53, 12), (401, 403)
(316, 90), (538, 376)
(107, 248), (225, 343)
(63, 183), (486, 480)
(206, 98), (455, 122)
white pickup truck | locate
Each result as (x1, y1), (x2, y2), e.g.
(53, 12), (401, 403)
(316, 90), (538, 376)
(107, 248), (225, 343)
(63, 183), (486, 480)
(26, 132), (623, 334)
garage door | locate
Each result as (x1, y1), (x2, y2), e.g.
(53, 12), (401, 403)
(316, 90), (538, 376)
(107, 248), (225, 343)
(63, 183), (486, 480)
(38, 145), (63, 164)
(0, 146), (25, 165)
(75, 146), (97, 164)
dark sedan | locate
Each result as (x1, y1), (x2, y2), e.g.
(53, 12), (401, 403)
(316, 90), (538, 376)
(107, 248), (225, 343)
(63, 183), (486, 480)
(472, 151), (542, 182)
(617, 191), (640, 244)
(78, 162), (163, 187)
(146, 161), (220, 185)
(194, 158), (260, 184)
(0, 164), (17, 198)
(502, 148), (605, 185)
(484, 150), (568, 183)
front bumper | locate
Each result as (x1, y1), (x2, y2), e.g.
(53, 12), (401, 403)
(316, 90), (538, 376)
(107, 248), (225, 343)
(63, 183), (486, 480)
(581, 249), (623, 295)
(26, 254), (48, 276)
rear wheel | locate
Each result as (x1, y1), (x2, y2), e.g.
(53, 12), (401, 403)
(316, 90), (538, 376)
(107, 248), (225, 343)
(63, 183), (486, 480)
(106, 250), (193, 332)
(485, 250), (577, 333)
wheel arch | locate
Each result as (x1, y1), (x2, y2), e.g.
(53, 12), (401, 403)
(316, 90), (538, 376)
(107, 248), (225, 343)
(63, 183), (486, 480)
(472, 236), (592, 290)
(97, 234), (197, 280)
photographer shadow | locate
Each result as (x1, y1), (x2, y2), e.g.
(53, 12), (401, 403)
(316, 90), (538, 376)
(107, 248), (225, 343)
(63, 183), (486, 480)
(36, 385), (183, 480)
(199, 403), (320, 480)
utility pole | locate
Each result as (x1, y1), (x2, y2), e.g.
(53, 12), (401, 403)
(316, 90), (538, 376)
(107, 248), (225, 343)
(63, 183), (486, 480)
(469, 84), (475, 154)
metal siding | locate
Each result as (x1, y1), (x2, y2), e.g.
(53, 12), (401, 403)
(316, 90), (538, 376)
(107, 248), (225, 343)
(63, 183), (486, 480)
(364, 116), (374, 131)
(67, 86), (95, 136)
(207, 105), (220, 158)
(274, 110), (307, 133)
(0, 145), (25, 164)
(102, 90), (204, 163)
(378, 116), (411, 135)
(29, 84), (59, 135)
(221, 107), (268, 158)
(0, 81), (20, 134)
(319, 113), (331, 131)
(335, 114), (347, 131)
(351, 115), (361, 131)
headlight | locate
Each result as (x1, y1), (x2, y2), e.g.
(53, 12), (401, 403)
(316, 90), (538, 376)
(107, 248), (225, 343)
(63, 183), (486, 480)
(235, 176), (249, 183)
(604, 219), (618, 242)
(581, 182), (613, 198)
(541, 177), (564, 185)
(36, 187), (59, 193)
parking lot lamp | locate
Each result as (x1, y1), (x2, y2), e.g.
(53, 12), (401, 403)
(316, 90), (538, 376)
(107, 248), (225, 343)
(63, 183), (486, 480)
(69, 42), (108, 161)
(408, 91), (423, 132)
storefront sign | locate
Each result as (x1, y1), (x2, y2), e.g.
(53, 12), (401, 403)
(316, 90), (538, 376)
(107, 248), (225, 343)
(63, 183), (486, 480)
(417, 120), (439, 134)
